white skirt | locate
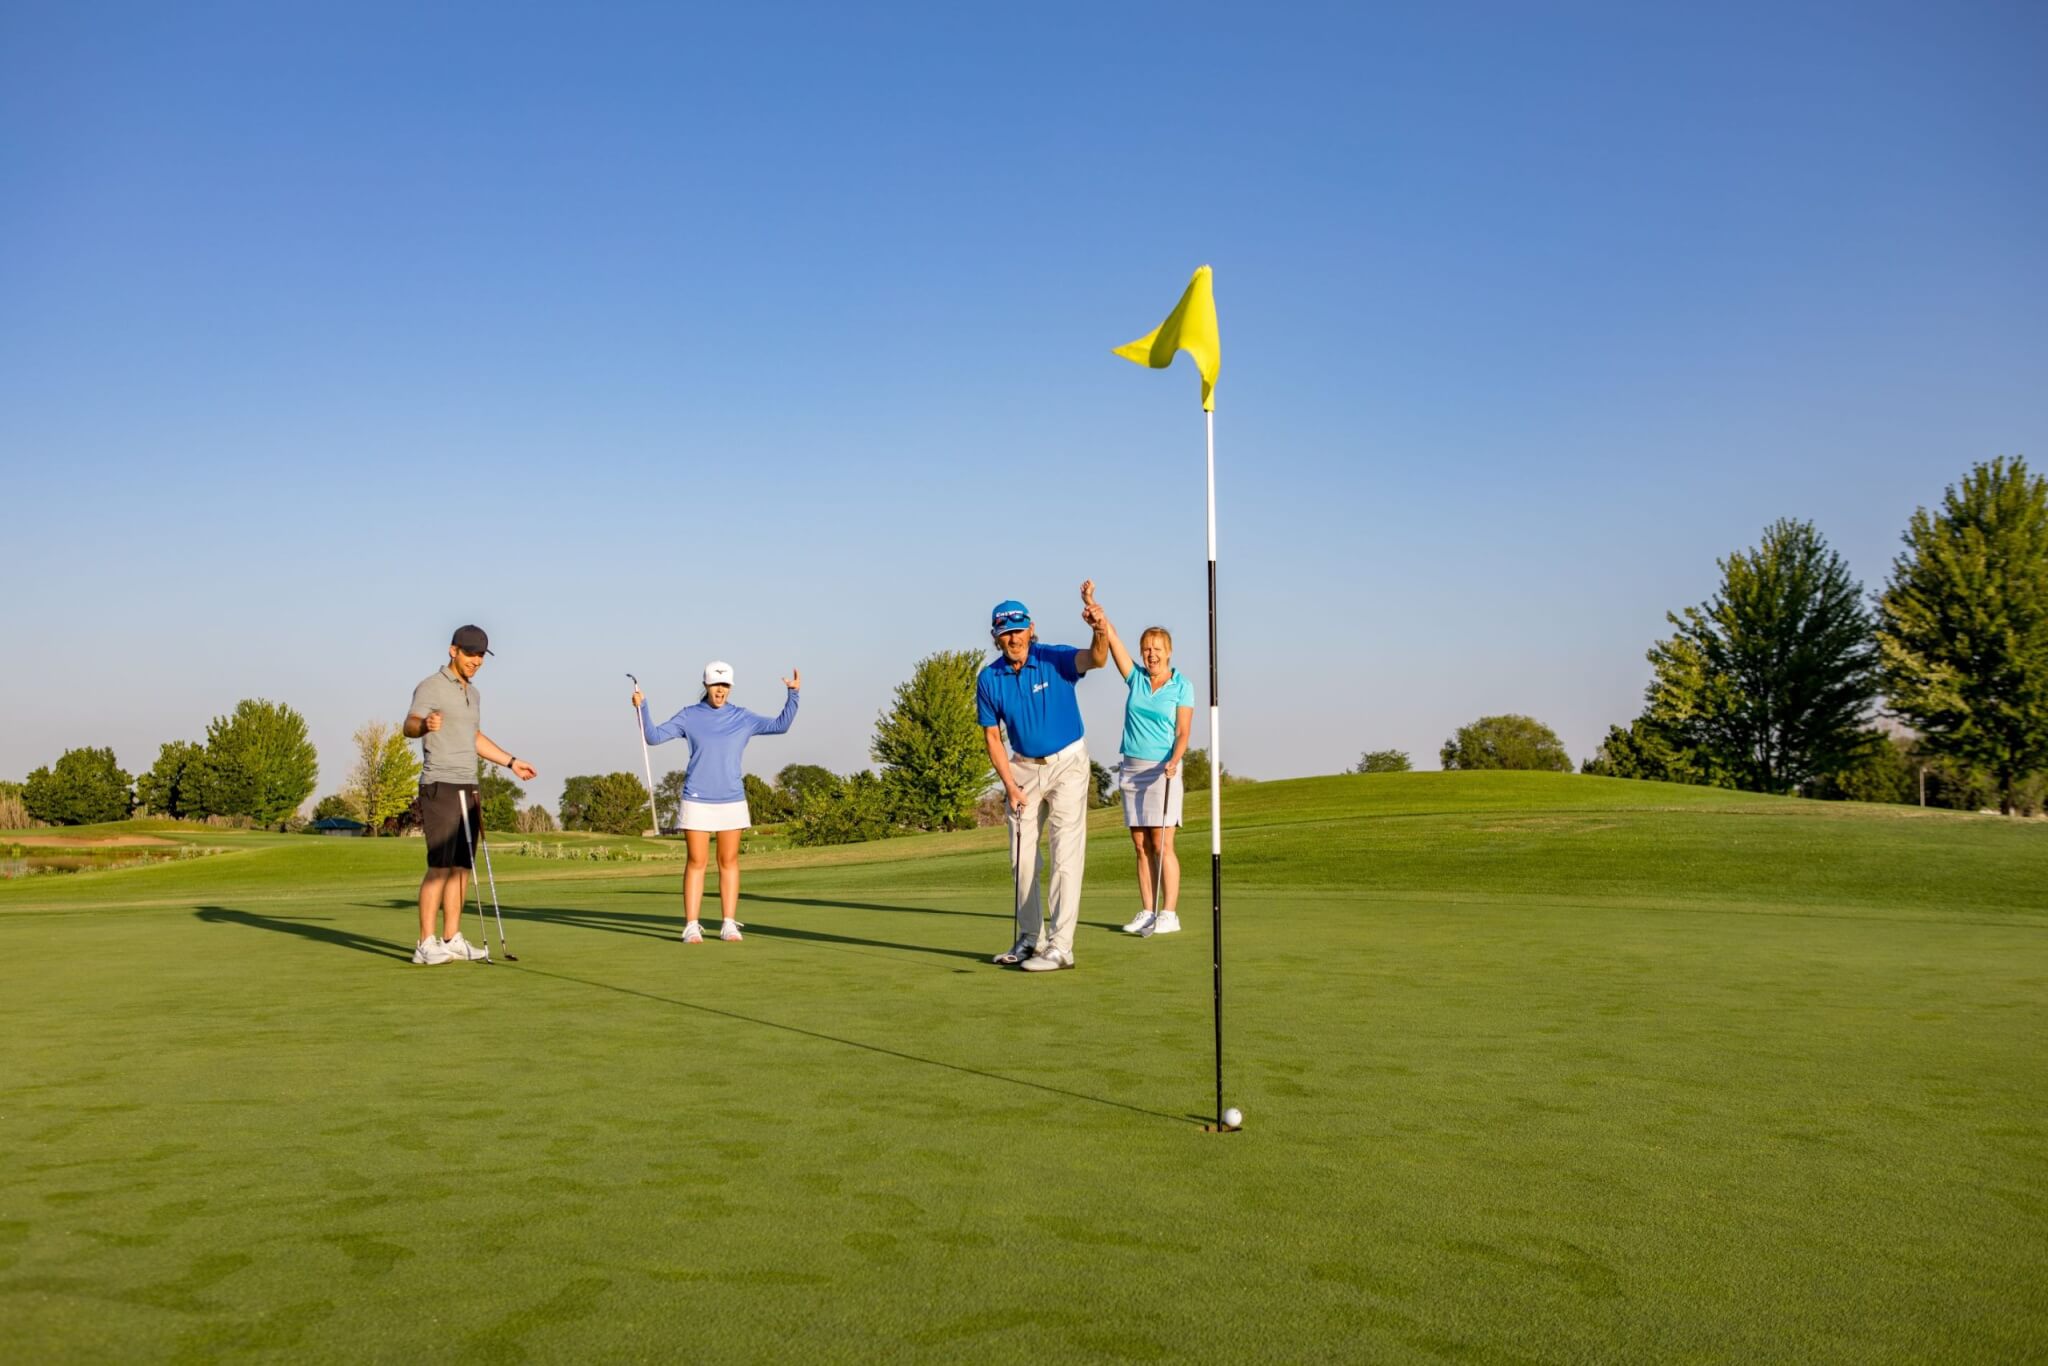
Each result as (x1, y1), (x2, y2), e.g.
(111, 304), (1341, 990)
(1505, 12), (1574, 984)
(678, 798), (751, 832)
(1119, 757), (1184, 828)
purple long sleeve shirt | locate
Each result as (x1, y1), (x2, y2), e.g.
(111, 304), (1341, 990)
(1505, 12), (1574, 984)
(640, 690), (799, 802)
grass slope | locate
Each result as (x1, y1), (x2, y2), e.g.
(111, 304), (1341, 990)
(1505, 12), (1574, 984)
(1, 774), (2043, 1362)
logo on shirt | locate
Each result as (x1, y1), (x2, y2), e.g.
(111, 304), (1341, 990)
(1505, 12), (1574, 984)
(1032, 681), (1049, 693)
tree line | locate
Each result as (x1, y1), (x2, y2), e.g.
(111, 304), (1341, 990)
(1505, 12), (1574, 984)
(1586, 457), (2045, 814)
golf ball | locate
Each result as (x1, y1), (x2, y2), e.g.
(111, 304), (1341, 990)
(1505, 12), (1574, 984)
(1222, 1106), (1243, 1128)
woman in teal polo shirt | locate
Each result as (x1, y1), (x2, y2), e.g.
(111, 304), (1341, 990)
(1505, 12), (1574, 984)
(1100, 613), (1195, 935)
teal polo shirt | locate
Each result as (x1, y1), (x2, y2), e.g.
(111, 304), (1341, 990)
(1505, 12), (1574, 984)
(977, 644), (1087, 757)
(1119, 663), (1194, 761)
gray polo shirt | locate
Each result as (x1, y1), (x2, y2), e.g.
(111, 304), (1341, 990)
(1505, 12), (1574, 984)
(409, 666), (481, 786)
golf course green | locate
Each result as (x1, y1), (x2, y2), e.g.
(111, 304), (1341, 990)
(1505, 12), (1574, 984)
(2, 773), (2043, 1362)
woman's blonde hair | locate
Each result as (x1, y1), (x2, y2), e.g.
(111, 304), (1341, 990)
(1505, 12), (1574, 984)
(1139, 626), (1173, 652)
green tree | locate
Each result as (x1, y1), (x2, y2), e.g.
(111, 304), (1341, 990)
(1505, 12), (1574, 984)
(871, 649), (993, 832)
(1877, 457), (2048, 815)
(742, 772), (789, 823)
(1579, 717), (1730, 787)
(1646, 519), (1878, 795)
(1355, 749), (1411, 774)
(656, 769), (687, 828)
(310, 794), (359, 823)
(791, 770), (897, 846)
(1806, 730), (1914, 805)
(200, 699), (319, 827)
(1088, 760), (1115, 808)
(1181, 749), (1212, 791)
(479, 764), (524, 831)
(136, 740), (207, 818)
(572, 772), (655, 835)
(22, 747), (134, 825)
(777, 763), (838, 808)
(1440, 715), (1572, 772)
(345, 722), (420, 833)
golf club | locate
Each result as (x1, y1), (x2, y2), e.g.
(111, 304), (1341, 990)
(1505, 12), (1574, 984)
(626, 673), (662, 837)
(1139, 771), (1172, 938)
(454, 788), (493, 963)
(475, 806), (514, 960)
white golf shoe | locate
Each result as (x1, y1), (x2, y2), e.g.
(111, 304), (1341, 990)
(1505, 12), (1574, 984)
(443, 933), (491, 962)
(411, 936), (454, 965)
(720, 920), (744, 942)
(1122, 910), (1156, 934)
(1020, 945), (1074, 972)
(680, 921), (704, 944)
(1150, 911), (1182, 934)
(992, 933), (1039, 966)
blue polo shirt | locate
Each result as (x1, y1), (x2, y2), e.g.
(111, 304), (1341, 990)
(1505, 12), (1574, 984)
(977, 644), (1087, 758)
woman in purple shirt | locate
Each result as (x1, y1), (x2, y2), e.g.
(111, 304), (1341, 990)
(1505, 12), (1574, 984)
(632, 660), (800, 944)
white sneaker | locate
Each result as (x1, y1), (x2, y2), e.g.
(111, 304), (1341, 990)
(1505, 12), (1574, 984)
(720, 920), (744, 942)
(1122, 910), (1156, 934)
(993, 933), (1038, 966)
(681, 921), (703, 944)
(1151, 911), (1182, 935)
(1020, 945), (1074, 972)
(444, 932), (491, 962)
(411, 936), (453, 965)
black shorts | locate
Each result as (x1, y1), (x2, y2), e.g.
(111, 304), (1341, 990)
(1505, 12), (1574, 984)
(420, 782), (480, 870)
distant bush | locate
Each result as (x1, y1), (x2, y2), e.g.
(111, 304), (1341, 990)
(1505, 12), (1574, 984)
(516, 804), (557, 833)
(1356, 749), (1411, 774)
(0, 780), (33, 829)
(23, 748), (133, 825)
(790, 770), (897, 846)
(311, 794), (357, 823)
(1441, 715), (1572, 772)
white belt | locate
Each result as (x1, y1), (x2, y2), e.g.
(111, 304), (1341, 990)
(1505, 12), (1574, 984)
(1013, 737), (1085, 766)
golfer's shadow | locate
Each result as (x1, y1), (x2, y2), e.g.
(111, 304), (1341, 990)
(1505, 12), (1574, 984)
(195, 906), (411, 961)
(635, 890), (1009, 924)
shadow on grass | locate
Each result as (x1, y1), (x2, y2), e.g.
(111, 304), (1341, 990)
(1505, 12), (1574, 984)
(518, 962), (1187, 1124)
(195, 906), (411, 961)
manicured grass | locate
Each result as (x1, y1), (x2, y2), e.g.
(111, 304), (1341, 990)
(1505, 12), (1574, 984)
(2, 774), (2043, 1361)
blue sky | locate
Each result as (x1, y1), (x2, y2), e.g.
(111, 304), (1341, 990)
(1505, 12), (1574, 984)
(4, 1), (2043, 806)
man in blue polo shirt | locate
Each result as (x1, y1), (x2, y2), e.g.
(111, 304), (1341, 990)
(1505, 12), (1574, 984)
(978, 583), (1112, 971)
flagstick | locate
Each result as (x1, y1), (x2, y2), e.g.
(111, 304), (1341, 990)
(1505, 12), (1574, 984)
(1205, 405), (1228, 1131)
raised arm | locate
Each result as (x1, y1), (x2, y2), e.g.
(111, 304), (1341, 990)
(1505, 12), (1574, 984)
(752, 672), (802, 736)
(1077, 579), (1112, 675)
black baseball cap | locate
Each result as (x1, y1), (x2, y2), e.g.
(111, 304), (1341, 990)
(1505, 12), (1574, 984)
(451, 625), (493, 656)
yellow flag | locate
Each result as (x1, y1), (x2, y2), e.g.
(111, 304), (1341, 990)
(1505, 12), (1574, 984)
(1114, 265), (1220, 411)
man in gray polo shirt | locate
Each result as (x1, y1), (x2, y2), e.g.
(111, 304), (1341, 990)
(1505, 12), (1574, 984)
(403, 624), (539, 965)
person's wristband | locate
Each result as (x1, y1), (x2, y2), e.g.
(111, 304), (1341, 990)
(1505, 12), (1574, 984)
(506, 756), (517, 769)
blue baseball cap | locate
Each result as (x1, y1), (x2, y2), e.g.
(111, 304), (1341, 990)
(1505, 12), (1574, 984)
(989, 600), (1033, 637)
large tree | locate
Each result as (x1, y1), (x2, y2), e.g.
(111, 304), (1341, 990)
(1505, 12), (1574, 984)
(559, 772), (653, 835)
(871, 649), (992, 832)
(1645, 519), (1878, 794)
(136, 740), (208, 818)
(1440, 715), (1571, 772)
(478, 763), (524, 831)
(22, 747), (133, 825)
(344, 722), (420, 833)
(656, 769), (687, 828)
(200, 699), (319, 827)
(1877, 457), (2048, 815)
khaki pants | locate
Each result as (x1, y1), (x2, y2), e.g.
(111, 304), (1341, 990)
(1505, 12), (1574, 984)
(1009, 739), (1089, 958)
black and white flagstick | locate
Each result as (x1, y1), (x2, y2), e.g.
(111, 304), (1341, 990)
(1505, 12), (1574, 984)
(1203, 406), (1235, 1132)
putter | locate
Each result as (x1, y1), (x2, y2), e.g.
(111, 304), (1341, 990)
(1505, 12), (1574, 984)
(627, 673), (662, 837)
(475, 810), (514, 960)
(454, 789), (493, 963)
(1139, 771), (1173, 938)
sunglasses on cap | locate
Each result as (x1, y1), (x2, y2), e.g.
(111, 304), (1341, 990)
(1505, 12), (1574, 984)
(991, 610), (1030, 629)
